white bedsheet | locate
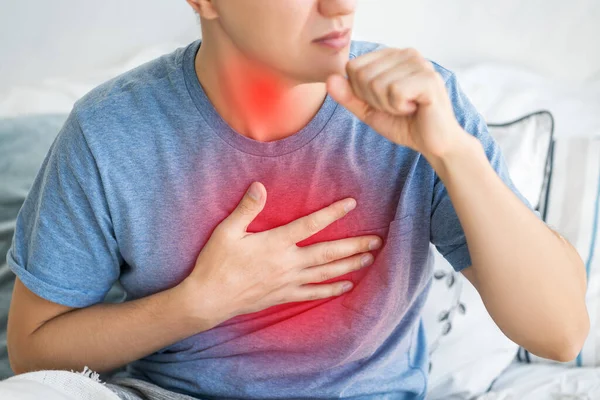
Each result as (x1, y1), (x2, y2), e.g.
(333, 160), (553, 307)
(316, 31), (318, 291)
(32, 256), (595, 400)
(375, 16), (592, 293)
(0, 368), (119, 400)
(477, 361), (600, 400)
(7, 363), (598, 400)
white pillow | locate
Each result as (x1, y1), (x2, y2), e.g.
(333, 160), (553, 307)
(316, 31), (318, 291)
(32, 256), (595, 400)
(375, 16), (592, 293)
(516, 136), (600, 367)
(0, 43), (185, 117)
(423, 112), (554, 399)
(488, 111), (554, 214)
(453, 64), (600, 140)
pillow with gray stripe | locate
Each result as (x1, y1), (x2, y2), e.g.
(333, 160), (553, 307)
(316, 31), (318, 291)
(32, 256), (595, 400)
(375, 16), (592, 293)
(517, 135), (600, 367)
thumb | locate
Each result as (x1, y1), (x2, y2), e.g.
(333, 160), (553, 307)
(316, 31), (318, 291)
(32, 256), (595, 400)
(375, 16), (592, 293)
(229, 181), (266, 232)
(326, 74), (371, 122)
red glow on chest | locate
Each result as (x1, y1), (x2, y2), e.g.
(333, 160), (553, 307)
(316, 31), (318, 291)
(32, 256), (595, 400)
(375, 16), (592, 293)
(214, 59), (370, 340)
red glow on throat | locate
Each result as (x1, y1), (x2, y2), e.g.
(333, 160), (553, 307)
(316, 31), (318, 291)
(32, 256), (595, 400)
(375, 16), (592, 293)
(223, 58), (293, 130)
(244, 74), (282, 121)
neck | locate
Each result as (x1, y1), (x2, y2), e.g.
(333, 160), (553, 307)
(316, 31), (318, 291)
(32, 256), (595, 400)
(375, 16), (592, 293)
(195, 39), (328, 142)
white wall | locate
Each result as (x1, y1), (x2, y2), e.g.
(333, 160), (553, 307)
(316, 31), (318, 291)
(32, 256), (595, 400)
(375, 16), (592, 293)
(0, 0), (599, 92)
(0, 0), (199, 92)
(353, 0), (600, 84)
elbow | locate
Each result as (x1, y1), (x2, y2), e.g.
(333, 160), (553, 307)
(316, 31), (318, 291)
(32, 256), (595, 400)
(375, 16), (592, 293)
(9, 346), (45, 376)
(7, 331), (37, 376)
(549, 340), (585, 363)
(8, 349), (28, 376)
(8, 340), (28, 375)
(547, 311), (591, 363)
(9, 362), (26, 376)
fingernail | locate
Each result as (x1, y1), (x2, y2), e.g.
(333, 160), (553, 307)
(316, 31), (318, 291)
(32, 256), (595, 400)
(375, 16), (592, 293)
(361, 254), (373, 267)
(247, 182), (261, 201)
(344, 199), (356, 212)
(369, 239), (381, 250)
(342, 282), (353, 292)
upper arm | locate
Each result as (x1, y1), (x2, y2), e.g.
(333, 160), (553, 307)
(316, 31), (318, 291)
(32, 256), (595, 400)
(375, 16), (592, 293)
(6, 109), (122, 308)
(460, 265), (479, 289)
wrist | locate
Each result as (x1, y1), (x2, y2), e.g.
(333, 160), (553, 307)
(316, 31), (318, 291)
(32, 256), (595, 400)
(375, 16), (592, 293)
(425, 130), (485, 179)
(174, 278), (229, 332)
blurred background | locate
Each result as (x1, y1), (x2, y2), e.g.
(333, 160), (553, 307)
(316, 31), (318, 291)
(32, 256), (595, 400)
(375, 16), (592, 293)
(1, 0), (599, 89)
(0, 1), (599, 399)
(1, 0), (599, 133)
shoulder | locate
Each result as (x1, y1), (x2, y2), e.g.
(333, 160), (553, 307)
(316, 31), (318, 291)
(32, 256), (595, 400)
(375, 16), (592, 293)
(71, 41), (193, 125)
(64, 41), (199, 154)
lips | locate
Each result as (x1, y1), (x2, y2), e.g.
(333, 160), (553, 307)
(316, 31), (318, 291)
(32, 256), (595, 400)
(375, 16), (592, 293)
(313, 28), (351, 50)
(314, 28), (351, 42)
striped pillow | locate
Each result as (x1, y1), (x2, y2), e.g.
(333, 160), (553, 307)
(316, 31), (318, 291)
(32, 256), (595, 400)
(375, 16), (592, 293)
(517, 136), (600, 366)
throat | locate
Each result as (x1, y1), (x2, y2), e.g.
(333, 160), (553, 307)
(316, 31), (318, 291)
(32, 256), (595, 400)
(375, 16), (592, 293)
(230, 70), (292, 141)
(197, 43), (327, 143)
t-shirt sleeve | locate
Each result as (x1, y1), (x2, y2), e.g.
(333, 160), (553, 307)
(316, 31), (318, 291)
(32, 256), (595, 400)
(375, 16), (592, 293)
(7, 110), (122, 308)
(430, 71), (539, 273)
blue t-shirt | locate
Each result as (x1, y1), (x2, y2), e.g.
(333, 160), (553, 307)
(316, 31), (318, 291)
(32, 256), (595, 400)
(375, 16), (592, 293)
(8, 39), (532, 399)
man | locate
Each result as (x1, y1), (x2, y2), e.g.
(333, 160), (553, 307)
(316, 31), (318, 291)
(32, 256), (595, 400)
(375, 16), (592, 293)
(6, 0), (589, 399)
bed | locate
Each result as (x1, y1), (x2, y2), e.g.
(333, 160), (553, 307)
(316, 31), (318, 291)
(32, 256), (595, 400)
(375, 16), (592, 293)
(0, 1), (599, 399)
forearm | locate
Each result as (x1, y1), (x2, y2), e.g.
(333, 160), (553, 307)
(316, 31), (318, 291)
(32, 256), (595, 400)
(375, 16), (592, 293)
(429, 133), (589, 361)
(12, 280), (218, 375)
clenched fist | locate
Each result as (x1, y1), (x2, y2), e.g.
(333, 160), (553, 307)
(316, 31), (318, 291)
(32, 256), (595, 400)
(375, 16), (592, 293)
(327, 47), (470, 162)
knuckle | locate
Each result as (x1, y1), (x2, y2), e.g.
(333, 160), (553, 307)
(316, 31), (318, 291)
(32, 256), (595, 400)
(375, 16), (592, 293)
(277, 225), (297, 246)
(404, 47), (420, 58)
(286, 231), (299, 247)
(272, 292), (285, 306)
(388, 82), (404, 107)
(307, 291), (319, 301)
(276, 229), (294, 246)
(215, 223), (235, 240)
(390, 47), (404, 57)
(422, 59), (435, 72)
(320, 270), (331, 282)
(414, 56), (428, 68)
(305, 217), (320, 235)
(355, 68), (369, 84)
(237, 201), (255, 216)
(390, 80), (404, 96)
(413, 53), (426, 64)
(323, 246), (337, 263)
(354, 256), (364, 270)
(346, 60), (359, 74)
(425, 71), (444, 88)
(369, 78), (385, 96)
(424, 69), (438, 80)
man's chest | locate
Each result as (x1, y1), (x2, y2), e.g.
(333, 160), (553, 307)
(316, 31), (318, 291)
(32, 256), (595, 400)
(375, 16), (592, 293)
(105, 144), (428, 301)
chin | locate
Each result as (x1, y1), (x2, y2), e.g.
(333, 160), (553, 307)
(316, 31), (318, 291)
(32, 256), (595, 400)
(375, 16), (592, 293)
(298, 54), (350, 83)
